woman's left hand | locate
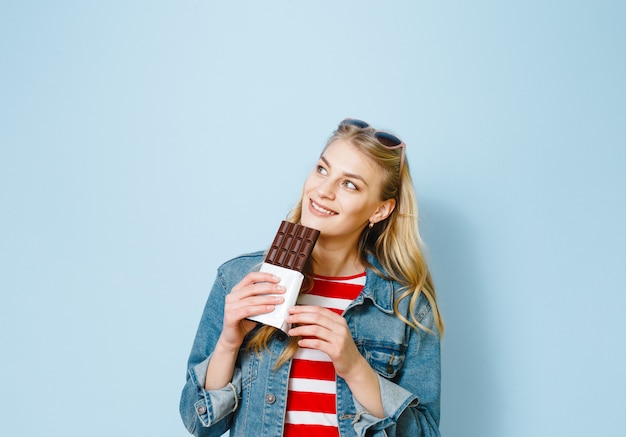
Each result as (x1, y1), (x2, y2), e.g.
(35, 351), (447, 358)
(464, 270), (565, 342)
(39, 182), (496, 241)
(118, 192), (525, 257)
(286, 305), (363, 380)
(287, 305), (385, 418)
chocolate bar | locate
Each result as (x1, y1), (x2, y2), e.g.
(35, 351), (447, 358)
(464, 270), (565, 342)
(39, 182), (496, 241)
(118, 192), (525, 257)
(246, 221), (320, 333)
(264, 221), (320, 272)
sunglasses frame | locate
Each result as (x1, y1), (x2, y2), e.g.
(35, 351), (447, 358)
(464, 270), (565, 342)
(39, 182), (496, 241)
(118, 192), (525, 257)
(339, 118), (406, 175)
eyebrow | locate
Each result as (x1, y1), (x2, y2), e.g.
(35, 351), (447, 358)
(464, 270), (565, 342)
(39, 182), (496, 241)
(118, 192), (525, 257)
(320, 155), (369, 187)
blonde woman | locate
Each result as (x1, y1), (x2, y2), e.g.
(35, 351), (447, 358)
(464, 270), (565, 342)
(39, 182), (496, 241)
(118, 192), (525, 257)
(180, 119), (444, 436)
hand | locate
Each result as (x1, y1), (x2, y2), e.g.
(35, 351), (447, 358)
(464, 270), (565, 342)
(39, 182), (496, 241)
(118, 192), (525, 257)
(286, 305), (385, 417)
(286, 305), (364, 380)
(218, 272), (285, 352)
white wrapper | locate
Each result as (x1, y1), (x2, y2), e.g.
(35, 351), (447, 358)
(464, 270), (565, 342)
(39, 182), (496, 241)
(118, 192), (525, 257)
(246, 262), (304, 333)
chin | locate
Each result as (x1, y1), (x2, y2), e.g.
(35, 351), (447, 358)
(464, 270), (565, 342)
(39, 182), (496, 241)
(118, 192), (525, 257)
(299, 214), (317, 230)
(300, 212), (330, 233)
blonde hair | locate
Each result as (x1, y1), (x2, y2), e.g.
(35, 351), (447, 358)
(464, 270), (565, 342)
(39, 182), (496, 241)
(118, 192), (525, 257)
(247, 122), (444, 367)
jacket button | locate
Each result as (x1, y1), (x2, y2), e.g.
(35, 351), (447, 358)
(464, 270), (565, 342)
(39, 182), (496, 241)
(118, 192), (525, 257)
(196, 405), (207, 415)
(276, 332), (287, 341)
(265, 393), (276, 404)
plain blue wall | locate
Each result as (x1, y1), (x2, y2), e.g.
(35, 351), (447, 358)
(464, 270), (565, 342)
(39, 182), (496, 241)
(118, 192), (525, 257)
(1, 1), (624, 436)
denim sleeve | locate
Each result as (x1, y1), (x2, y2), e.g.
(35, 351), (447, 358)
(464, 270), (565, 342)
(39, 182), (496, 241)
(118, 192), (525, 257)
(179, 267), (241, 437)
(352, 305), (441, 437)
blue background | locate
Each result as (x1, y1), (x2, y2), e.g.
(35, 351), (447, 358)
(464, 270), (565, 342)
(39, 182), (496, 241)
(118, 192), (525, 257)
(1, 1), (624, 436)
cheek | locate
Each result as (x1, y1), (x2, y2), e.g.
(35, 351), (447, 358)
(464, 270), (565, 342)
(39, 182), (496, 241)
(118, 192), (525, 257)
(302, 174), (316, 194)
(349, 200), (381, 221)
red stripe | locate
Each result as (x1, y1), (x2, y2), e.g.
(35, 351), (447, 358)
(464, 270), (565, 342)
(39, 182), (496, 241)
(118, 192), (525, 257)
(286, 391), (336, 413)
(315, 272), (366, 281)
(284, 424), (339, 437)
(310, 280), (363, 300)
(290, 359), (336, 380)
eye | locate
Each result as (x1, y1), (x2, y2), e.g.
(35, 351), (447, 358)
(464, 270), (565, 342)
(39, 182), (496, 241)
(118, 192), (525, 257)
(343, 180), (358, 190)
(316, 165), (328, 175)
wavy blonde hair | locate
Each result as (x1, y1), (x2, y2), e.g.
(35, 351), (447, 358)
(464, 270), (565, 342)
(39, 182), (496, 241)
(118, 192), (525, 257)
(247, 122), (444, 367)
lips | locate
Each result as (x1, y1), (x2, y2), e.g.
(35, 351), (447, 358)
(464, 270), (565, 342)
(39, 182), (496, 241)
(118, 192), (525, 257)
(310, 199), (338, 216)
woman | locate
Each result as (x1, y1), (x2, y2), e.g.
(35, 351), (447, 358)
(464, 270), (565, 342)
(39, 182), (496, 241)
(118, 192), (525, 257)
(180, 119), (444, 436)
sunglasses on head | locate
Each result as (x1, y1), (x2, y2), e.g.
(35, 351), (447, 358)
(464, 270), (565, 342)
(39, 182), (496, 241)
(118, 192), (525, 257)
(339, 118), (406, 175)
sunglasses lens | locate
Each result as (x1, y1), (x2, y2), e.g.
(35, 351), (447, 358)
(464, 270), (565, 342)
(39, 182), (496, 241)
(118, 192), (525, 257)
(375, 131), (402, 147)
(343, 119), (370, 129)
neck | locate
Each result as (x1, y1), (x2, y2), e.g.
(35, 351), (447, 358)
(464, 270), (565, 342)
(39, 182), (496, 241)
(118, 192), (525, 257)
(311, 239), (365, 277)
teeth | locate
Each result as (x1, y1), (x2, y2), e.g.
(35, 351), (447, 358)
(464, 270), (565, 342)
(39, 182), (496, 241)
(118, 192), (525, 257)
(312, 201), (336, 215)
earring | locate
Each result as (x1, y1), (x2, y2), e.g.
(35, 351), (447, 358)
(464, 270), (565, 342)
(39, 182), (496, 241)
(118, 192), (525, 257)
(369, 222), (374, 229)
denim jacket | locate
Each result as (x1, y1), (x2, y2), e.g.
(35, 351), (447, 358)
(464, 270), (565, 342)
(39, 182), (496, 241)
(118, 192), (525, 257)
(180, 251), (441, 436)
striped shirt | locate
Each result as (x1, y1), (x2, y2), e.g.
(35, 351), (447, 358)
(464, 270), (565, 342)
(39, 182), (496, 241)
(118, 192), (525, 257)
(284, 272), (366, 437)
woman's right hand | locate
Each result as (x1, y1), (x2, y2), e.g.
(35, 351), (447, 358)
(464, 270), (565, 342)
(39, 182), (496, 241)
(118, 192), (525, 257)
(217, 272), (285, 352)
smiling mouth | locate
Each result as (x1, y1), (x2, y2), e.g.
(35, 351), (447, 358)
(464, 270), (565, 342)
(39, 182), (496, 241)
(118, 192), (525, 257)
(310, 200), (337, 216)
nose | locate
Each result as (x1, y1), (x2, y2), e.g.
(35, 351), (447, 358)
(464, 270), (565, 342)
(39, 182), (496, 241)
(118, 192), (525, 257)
(316, 178), (336, 200)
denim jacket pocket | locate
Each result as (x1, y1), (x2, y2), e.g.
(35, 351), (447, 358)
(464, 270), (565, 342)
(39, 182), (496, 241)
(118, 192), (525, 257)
(360, 341), (407, 379)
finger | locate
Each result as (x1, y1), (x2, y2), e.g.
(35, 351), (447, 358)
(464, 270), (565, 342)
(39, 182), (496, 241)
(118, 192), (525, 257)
(288, 304), (320, 314)
(289, 323), (355, 364)
(288, 305), (339, 317)
(233, 272), (282, 291)
(296, 336), (328, 351)
(226, 302), (280, 322)
(286, 306), (338, 327)
(225, 294), (284, 320)
(287, 323), (332, 340)
(228, 282), (286, 302)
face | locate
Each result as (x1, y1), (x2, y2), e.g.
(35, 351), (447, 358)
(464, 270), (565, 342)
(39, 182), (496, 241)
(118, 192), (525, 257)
(300, 139), (395, 246)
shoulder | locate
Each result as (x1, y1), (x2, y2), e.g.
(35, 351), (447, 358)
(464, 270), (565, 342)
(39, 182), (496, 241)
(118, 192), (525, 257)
(217, 250), (265, 276)
(211, 251), (266, 291)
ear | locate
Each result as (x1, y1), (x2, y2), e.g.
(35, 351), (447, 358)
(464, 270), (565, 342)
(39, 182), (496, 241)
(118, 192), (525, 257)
(369, 198), (396, 225)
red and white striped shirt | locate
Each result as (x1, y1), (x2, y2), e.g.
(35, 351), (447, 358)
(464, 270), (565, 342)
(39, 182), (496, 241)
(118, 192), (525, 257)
(284, 272), (366, 437)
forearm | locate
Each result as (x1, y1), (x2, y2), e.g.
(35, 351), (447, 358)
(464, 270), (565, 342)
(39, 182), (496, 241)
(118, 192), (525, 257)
(204, 339), (240, 390)
(343, 355), (384, 418)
